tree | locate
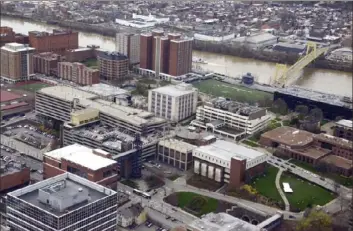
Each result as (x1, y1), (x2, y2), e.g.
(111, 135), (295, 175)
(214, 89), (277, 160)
(296, 210), (332, 231)
(308, 108), (323, 122)
(295, 105), (309, 119)
(272, 98), (288, 115)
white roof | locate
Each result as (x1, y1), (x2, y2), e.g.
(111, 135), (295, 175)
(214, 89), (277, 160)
(151, 83), (196, 97)
(195, 140), (266, 162)
(158, 139), (196, 153)
(39, 85), (165, 126)
(246, 33), (277, 44)
(2, 43), (35, 52)
(44, 144), (116, 171)
(79, 83), (129, 97)
(336, 119), (352, 128)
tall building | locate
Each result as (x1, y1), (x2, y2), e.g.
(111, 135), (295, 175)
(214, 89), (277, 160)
(57, 62), (100, 86)
(0, 42), (35, 83)
(168, 38), (193, 76)
(116, 33), (140, 64)
(148, 83), (198, 122)
(97, 51), (129, 82)
(33, 52), (62, 76)
(140, 30), (193, 76)
(140, 33), (153, 69)
(6, 172), (118, 231)
(28, 29), (79, 55)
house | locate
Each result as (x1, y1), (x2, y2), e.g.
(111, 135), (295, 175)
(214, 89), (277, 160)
(117, 203), (147, 228)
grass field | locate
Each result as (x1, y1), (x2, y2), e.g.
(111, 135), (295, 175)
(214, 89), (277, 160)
(83, 58), (98, 68)
(251, 166), (283, 202)
(289, 160), (353, 188)
(176, 192), (219, 216)
(192, 79), (273, 104)
(17, 83), (51, 93)
(280, 172), (335, 211)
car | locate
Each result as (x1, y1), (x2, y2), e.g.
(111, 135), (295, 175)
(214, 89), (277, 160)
(171, 218), (177, 222)
(6, 149), (10, 152)
(147, 223), (153, 228)
(30, 169), (36, 172)
(165, 215), (171, 219)
(145, 222), (150, 227)
(37, 170), (43, 174)
(156, 228), (163, 231)
(172, 207), (177, 211)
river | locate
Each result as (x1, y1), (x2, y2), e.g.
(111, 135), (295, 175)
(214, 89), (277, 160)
(2, 16), (352, 96)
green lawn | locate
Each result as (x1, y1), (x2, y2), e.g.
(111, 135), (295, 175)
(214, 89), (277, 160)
(18, 83), (51, 92)
(192, 79), (273, 105)
(176, 192), (219, 216)
(280, 172), (335, 211)
(250, 166), (283, 203)
(82, 58), (98, 68)
(242, 139), (259, 147)
(120, 179), (139, 189)
(289, 160), (353, 188)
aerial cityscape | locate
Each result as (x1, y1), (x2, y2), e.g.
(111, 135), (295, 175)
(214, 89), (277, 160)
(0, 1), (352, 231)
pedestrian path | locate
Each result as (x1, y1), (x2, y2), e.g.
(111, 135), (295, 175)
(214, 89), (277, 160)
(275, 169), (290, 211)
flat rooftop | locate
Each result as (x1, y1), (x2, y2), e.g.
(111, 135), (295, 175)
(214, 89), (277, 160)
(158, 139), (196, 153)
(295, 145), (331, 159)
(188, 212), (263, 231)
(315, 133), (352, 149)
(38, 85), (165, 126)
(261, 126), (314, 147)
(8, 173), (116, 217)
(0, 162), (27, 177)
(207, 97), (264, 116)
(335, 119), (352, 129)
(196, 140), (266, 162)
(44, 144), (116, 171)
(151, 83), (196, 97)
(79, 83), (129, 98)
(1, 42), (35, 52)
(0, 90), (22, 103)
(321, 155), (353, 170)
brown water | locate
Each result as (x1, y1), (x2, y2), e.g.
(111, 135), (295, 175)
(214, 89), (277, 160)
(2, 16), (352, 96)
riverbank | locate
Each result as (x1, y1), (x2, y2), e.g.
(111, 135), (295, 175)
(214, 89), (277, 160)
(3, 13), (351, 73)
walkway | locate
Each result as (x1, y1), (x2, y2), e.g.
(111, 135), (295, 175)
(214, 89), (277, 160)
(275, 169), (290, 211)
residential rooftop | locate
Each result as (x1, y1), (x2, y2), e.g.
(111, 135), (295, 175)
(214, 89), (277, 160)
(196, 140), (266, 162)
(151, 83), (197, 97)
(188, 212), (264, 231)
(44, 144), (116, 171)
(8, 173), (116, 217)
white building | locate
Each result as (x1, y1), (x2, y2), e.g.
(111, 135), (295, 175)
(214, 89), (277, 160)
(116, 33), (140, 64)
(132, 13), (170, 24)
(148, 83), (198, 122)
(115, 19), (156, 28)
(194, 33), (235, 42)
(233, 33), (278, 49)
(191, 98), (272, 139)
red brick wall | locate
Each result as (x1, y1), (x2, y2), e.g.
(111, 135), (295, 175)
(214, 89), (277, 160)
(0, 168), (30, 192)
(43, 163), (65, 179)
(140, 35), (153, 69)
(229, 158), (246, 190)
(246, 162), (266, 179)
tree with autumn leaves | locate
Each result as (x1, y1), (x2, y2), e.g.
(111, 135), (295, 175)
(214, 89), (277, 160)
(296, 210), (332, 231)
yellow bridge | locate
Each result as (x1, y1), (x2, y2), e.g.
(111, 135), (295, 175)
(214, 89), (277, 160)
(271, 42), (330, 88)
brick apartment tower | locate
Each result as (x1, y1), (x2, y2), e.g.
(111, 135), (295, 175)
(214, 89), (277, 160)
(28, 30), (79, 55)
(116, 33), (140, 64)
(140, 30), (192, 76)
(57, 62), (100, 86)
(140, 33), (153, 69)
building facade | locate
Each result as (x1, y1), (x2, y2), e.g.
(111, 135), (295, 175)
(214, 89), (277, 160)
(140, 33), (153, 69)
(6, 173), (118, 231)
(334, 119), (352, 141)
(148, 83), (198, 122)
(57, 62), (100, 86)
(193, 140), (268, 189)
(97, 52), (129, 82)
(116, 33), (140, 65)
(157, 139), (196, 171)
(0, 43), (35, 83)
(168, 39), (193, 76)
(191, 98), (271, 139)
(0, 162), (30, 193)
(0, 27), (16, 46)
(33, 52), (62, 76)
(28, 30), (78, 55)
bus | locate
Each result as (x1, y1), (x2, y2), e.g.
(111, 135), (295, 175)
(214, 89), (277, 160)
(133, 189), (151, 199)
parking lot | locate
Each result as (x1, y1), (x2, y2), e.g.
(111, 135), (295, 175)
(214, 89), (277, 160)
(0, 145), (43, 182)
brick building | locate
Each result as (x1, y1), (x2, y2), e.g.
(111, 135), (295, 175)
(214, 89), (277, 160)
(0, 43), (35, 83)
(334, 119), (352, 141)
(97, 51), (129, 82)
(28, 29), (78, 55)
(193, 139), (268, 189)
(64, 47), (96, 62)
(57, 62), (100, 86)
(0, 161), (30, 193)
(260, 126), (353, 176)
(139, 30), (193, 76)
(43, 144), (119, 188)
(0, 27), (15, 46)
(33, 52), (62, 76)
